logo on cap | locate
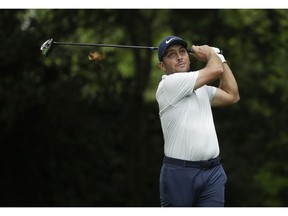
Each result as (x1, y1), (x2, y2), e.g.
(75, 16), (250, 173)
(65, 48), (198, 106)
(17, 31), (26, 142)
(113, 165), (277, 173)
(165, 38), (174, 44)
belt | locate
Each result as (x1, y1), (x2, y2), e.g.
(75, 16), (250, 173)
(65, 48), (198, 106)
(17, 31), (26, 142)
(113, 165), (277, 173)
(163, 156), (223, 170)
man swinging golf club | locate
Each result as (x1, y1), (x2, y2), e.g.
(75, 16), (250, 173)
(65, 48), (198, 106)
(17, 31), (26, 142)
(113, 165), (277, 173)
(156, 36), (240, 207)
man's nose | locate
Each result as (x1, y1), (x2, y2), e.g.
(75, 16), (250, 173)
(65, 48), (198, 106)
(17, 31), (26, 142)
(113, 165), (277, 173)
(176, 52), (183, 60)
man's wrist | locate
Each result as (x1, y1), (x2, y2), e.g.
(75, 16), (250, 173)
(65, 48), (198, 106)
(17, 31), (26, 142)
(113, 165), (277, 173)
(211, 47), (227, 63)
(217, 54), (227, 63)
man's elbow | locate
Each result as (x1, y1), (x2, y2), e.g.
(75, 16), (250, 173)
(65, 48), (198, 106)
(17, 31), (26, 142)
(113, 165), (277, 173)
(232, 93), (240, 104)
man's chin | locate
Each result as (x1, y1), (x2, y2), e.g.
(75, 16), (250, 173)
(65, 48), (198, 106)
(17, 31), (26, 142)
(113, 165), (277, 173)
(176, 65), (190, 72)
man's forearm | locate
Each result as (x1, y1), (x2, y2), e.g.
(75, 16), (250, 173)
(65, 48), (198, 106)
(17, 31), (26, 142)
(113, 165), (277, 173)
(219, 63), (240, 102)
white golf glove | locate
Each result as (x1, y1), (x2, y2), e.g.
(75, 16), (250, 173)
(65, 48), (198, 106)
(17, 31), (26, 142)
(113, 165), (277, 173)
(212, 47), (227, 63)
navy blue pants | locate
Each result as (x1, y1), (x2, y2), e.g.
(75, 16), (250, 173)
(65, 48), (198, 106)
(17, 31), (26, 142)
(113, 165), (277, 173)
(159, 156), (227, 207)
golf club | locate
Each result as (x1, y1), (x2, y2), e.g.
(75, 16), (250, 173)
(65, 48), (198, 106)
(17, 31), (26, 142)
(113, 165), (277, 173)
(40, 38), (223, 58)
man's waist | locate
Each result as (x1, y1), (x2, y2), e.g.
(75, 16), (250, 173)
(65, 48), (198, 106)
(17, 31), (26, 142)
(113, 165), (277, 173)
(163, 156), (223, 170)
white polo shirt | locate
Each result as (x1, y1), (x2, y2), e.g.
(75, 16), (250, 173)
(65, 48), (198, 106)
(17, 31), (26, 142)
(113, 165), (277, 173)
(156, 71), (219, 161)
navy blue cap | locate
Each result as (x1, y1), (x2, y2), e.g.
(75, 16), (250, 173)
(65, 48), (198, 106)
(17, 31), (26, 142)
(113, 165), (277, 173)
(158, 36), (188, 61)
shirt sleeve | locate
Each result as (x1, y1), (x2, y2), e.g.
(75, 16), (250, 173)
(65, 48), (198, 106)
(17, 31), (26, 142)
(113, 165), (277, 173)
(162, 71), (199, 105)
(205, 85), (217, 103)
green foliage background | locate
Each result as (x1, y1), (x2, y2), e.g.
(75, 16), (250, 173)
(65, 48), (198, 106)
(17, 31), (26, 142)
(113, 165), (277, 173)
(1, 9), (288, 206)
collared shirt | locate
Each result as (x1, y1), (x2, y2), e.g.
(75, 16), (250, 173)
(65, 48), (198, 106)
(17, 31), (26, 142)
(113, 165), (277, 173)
(156, 71), (219, 161)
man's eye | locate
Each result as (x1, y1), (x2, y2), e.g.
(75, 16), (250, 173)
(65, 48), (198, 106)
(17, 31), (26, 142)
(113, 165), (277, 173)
(167, 52), (176, 58)
(180, 49), (186, 54)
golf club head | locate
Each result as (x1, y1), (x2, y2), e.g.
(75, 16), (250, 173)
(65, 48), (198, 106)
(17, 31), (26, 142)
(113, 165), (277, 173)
(40, 38), (54, 57)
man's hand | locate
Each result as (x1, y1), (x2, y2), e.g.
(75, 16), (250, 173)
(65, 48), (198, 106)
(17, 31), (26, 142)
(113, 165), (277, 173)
(191, 45), (217, 62)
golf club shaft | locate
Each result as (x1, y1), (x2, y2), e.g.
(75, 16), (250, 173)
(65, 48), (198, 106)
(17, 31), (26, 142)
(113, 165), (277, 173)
(53, 41), (159, 51)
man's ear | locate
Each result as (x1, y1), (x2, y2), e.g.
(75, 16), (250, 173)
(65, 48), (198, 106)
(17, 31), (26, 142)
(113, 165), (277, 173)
(158, 61), (165, 71)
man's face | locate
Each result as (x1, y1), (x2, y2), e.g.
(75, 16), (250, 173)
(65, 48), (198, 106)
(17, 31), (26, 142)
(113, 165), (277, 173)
(159, 44), (190, 74)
